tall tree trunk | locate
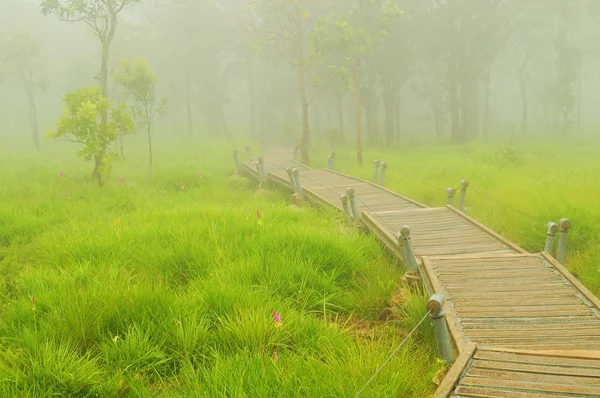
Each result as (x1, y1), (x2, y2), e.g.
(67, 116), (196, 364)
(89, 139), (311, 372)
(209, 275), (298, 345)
(352, 67), (363, 165)
(119, 135), (124, 158)
(185, 72), (194, 137)
(383, 85), (394, 146)
(147, 125), (153, 172)
(394, 88), (400, 141)
(336, 95), (344, 142)
(297, 64), (310, 165)
(26, 87), (39, 151)
(518, 69), (528, 136)
(245, 57), (257, 137)
(482, 66), (491, 137)
(449, 58), (463, 143)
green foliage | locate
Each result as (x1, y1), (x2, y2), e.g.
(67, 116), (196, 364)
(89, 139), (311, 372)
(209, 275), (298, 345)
(114, 57), (167, 132)
(0, 141), (440, 396)
(46, 87), (135, 179)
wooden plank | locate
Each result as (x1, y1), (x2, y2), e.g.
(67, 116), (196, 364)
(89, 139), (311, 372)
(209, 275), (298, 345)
(433, 343), (477, 398)
(446, 205), (527, 254)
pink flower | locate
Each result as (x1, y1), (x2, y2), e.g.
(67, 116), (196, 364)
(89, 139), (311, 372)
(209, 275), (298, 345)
(272, 311), (282, 327)
(59, 171), (65, 177)
(273, 350), (279, 362)
(180, 181), (185, 190)
(66, 192), (71, 200)
(32, 296), (36, 307)
(196, 173), (203, 179)
(120, 178), (126, 184)
(257, 210), (261, 219)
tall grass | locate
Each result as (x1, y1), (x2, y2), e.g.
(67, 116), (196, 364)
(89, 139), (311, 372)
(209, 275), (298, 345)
(0, 139), (441, 397)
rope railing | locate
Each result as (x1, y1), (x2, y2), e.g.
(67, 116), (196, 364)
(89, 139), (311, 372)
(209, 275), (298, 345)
(353, 310), (432, 398)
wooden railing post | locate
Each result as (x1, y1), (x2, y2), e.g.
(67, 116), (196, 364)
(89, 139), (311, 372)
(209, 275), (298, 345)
(398, 225), (418, 271)
(286, 167), (298, 193)
(233, 149), (241, 171)
(446, 187), (456, 206)
(245, 145), (252, 157)
(345, 188), (360, 221)
(293, 145), (299, 161)
(329, 151), (336, 170)
(458, 179), (470, 212)
(556, 218), (572, 264)
(372, 160), (381, 183)
(544, 222), (559, 254)
(292, 168), (303, 195)
(379, 162), (387, 186)
(340, 194), (353, 225)
(427, 294), (454, 364)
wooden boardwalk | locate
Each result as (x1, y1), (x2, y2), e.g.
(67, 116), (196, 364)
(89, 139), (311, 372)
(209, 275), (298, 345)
(239, 148), (600, 397)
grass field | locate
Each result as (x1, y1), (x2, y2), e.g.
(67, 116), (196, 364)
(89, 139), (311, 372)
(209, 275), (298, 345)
(0, 139), (441, 397)
(323, 138), (600, 295)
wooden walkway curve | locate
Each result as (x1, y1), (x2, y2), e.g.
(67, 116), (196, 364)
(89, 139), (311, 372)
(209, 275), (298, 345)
(238, 148), (600, 397)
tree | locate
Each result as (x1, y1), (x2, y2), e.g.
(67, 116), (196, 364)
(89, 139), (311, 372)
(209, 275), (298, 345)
(0, 31), (45, 150)
(115, 57), (167, 171)
(312, 0), (401, 164)
(40, 0), (138, 176)
(242, 0), (320, 165)
(46, 87), (135, 187)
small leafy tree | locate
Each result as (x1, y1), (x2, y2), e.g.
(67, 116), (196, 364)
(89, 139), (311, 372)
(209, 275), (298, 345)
(47, 87), (135, 187)
(114, 57), (167, 171)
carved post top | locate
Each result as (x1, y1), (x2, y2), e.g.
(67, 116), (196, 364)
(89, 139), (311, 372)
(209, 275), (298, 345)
(380, 162), (388, 170)
(559, 218), (572, 232)
(292, 168), (300, 177)
(340, 194), (349, 204)
(330, 150), (336, 157)
(400, 224), (411, 238)
(427, 293), (446, 316)
(547, 222), (559, 235)
(446, 187), (456, 197)
(460, 179), (470, 189)
(286, 167), (293, 176)
(345, 187), (356, 197)
(373, 160), (381, 167)
(233, 149), (238, 155)
(258, 156), (264, 164)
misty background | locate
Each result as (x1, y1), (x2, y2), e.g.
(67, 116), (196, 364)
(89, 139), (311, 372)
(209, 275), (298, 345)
(1, 0), (599, 153)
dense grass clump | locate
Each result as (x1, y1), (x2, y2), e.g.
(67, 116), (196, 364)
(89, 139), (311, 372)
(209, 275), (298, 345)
(0, 139), (440, 397)
(328, 138), (600, 295)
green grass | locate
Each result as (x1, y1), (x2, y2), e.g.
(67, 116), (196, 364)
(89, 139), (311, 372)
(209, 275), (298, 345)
(0, 139), (441, 397)
(322, 138), (600, 295)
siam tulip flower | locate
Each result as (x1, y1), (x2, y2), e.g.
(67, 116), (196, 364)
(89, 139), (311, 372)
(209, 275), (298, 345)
(32, 296), (36, 308)
(120, 177), (126, 184)
(273, 350), (279, 362)
(66, 192), (71, 200)
(59, 171), (65, 177)
(272, 311), (282, 328)
(257, 210), (261, 219)
(180, 181), (185, 190)
(196, 173), (203, 179)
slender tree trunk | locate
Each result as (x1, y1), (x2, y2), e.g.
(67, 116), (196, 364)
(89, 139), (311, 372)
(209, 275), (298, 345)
(352, 67), (363, 165)
(483, 67), (491, 137)
(449, 60), (463, 143)
(119, 135), (124, 158)
(147, 125), (153, 172)
(382, 84), (394, 146)
(26, 87), (39, 151)
(518, 69), (528, 136)
(297, 64), (310, 165)
(245, 58), (257, 137)
(394, 88), (400, 141)
(185, 72), (194, 137)
(336, 95), (344, 142)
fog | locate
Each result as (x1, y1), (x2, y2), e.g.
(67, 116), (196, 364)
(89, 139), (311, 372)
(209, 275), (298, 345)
(1, 0), (599, 157)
